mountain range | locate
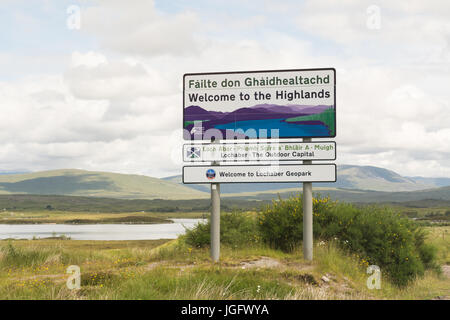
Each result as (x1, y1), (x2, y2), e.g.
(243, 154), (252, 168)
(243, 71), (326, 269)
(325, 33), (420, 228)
(0, 165), (448, 201)
(0, 169), (207, 200)
(164, 164), (443, 193)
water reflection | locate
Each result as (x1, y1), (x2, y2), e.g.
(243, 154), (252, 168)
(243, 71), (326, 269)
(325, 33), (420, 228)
(0, 219), (205, 240)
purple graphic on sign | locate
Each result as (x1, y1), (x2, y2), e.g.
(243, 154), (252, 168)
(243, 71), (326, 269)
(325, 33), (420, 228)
(183, 69), (336, 140)
(184, 104), (335, 139)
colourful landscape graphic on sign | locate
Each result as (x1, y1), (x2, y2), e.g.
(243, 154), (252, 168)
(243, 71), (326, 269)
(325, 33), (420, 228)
(183, 103), (336, 140)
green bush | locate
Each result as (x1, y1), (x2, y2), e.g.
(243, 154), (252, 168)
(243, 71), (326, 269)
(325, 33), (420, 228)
(184, 212), (259, 248)
(257, 196), (303, 252)
(257, 194), (438, 286)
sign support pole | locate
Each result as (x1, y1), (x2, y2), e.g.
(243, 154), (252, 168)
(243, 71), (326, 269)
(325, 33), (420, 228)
(303, 138), (313, 261)
(210, 140), (220, 262)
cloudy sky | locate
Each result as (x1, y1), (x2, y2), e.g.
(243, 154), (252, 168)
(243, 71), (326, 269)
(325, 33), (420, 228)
(1, 0), (449, 178)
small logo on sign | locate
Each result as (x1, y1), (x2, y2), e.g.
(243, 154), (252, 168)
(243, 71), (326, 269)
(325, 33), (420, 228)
(206, 169), (216, 180)
(187, 147), (201, 159)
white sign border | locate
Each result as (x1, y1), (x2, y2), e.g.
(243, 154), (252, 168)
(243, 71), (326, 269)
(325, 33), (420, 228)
(183, 67), (337, 141)
(183, 141), (336, 162)
(182, 164), (337, 184)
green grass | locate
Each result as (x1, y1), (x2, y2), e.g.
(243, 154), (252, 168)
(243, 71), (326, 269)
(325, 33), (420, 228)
(258, 195), (442, 286)
(285, 108), (335, 136)
(0, 210), (207, 224)
(0, 198), (447, 299)
(1, 190), (449, 215)
(0, 227), (448, 300)
(425, 227), (450, 264)
(0, 194), (268, 213)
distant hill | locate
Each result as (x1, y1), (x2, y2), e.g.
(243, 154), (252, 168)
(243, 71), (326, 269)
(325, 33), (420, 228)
(330, 165), (432, 191)
(0, 169), (208, 200)
(223, 186), (450, 204)
(0, 165), (448, 201)
(164, 164), (442, 193)
(407, 176), (450, 188)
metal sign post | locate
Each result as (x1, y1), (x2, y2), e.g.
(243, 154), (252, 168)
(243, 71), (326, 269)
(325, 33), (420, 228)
(210, 182), (220, 262)
(302, 138), (313, 261)
(210, 140), (220, 262)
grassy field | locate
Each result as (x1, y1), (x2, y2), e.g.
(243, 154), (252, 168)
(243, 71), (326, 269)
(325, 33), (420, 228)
(0, 210), (206, 224)
(427, 226), (450, 265)
(1, 194), (449, 220)
(390, 205), (450, 221)
(3, 204), (447, 227)
(0, 194), (267, 213)
(0, 226), (448, 300)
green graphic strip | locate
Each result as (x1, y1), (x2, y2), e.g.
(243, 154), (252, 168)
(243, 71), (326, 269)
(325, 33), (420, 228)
(285, 108), (335, 136)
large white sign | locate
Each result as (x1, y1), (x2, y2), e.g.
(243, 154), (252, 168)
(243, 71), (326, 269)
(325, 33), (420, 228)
(183, 141), (336, 162)
(183, 164), (336, 184)
(183, 68), (336, 140)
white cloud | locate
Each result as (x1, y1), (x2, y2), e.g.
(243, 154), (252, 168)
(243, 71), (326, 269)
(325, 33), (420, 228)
(81, 0), (200, 56)
(70, 51), (107, 68)
(65, 51), (174, 101)
(296, 0), (450, 65)
(0, 0), (449, 179)
(334, 65), (450, 171)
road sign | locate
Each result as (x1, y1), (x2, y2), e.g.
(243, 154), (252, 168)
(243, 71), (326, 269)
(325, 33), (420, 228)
(183, 141), (336, 162)
(182, 68), (337, 262)
(183, 68), (336, 140)
(182, 164), (336, 184)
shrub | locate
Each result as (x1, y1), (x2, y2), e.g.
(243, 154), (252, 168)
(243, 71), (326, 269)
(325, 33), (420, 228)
(257, 194), (438, 286)
(184, 212), (259, 248)
(257, 196), (303, 252)
(257, 195), (336, 251)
